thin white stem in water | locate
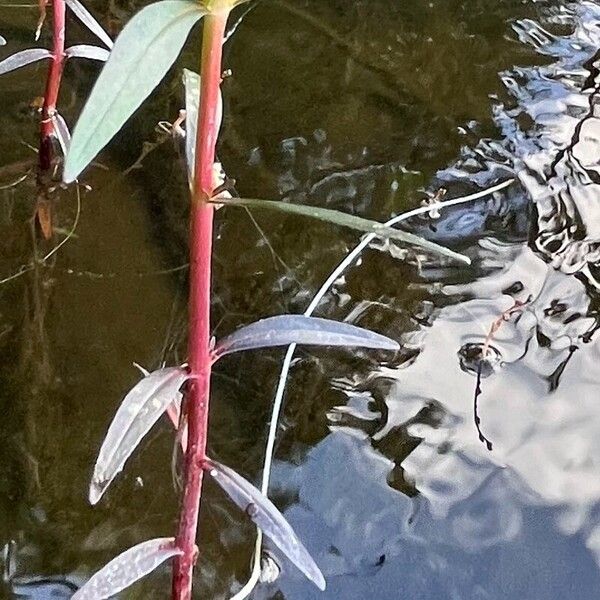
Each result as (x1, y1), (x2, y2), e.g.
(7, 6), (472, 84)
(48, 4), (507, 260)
(42, 183), (82, 262)
(229, 178), (515, 600)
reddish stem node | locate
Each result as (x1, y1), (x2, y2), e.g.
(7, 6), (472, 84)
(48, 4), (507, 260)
(172, 10), (229, 600)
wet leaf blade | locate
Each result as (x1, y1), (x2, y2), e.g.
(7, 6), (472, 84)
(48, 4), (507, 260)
(206, 460), (326, 591)
(0, 48), (51, 75)
(65, 44), (110, 61)
(64, 0), (206, 183)
(90, 366), (189, 505)
(52, 112), (71, 156)
(215, 197), (470, 264)
(183, 68), (223, 186)
(65, 0), (114, 49)
(215, 314), (399, 357)
(72, 537), (182, 600)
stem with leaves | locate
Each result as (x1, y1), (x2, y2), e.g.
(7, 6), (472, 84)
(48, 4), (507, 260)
(39, 0), (66, 173)
(0, 0), (113, 209)
(35, 0), (66, 239)
(172, 8), (229, 600)
(60, 2), (476, 597)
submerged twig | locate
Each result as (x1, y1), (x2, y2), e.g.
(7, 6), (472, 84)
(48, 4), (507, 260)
(473, 362), (492, 450)
(473, 298), (529, 451)
(481, 299), (527, 358)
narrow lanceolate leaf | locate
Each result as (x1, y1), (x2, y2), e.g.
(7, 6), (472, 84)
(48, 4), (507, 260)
(214, 197), (470, 264)
(65, 0), (114, 49)
(65, 44), (110, 61)
(183, 68), (223, 187)
(63, 0), (206, 183)
(72, 538), (182, 600)
(90, 366), (189, 505)
(53, 112), (71, 156)
(214, 314), (399, 358)
(206, 460), (326, 591)
(0, 48), (51, 76)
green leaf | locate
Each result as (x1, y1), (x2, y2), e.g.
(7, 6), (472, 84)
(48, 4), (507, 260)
(64, 0), (206, 183)
(205, 459), (326, 590)
(214, 197), (471, 264)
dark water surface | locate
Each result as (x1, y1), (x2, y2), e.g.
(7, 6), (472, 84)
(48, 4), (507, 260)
(1, 0), (600, 598)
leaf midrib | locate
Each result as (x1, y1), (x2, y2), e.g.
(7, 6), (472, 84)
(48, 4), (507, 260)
(70, 3), (203, 172)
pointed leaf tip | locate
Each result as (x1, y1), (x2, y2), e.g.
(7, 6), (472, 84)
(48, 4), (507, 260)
(214, 314), (399, 358)
(64, 0), (206, 183)
(214, 197), (470, 264)
(72, 537), (182, 600)
(90, 366), (189, 504)
(65, 0), (114, 49)
(206, 460), (326, 591)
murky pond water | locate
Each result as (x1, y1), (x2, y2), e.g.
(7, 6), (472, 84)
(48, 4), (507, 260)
(1, 0), (600, 598)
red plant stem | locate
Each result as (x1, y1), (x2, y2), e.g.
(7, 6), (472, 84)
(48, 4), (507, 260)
(172, 9), (228, 600)
(39, 0), (66, 173)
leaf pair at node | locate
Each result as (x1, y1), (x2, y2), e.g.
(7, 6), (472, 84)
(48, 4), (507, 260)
(82, 314), (398, 597)
(0, 0), (112, 77)
(90, 314), (398, 504)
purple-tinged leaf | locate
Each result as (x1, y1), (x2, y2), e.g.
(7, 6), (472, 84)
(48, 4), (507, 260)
(205, 460), (326, 590)
(65, 0), (113, 49)
(0, 48), (51, 76)
(65, 44), (110, 61)
(214, 315), (399, 358)
(133, 362), (187, 448)
(72, 537), (182, 600)
(52, 112), (71, 156)
(90, 366), (189, 505)
(205, 459), (326, 591)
